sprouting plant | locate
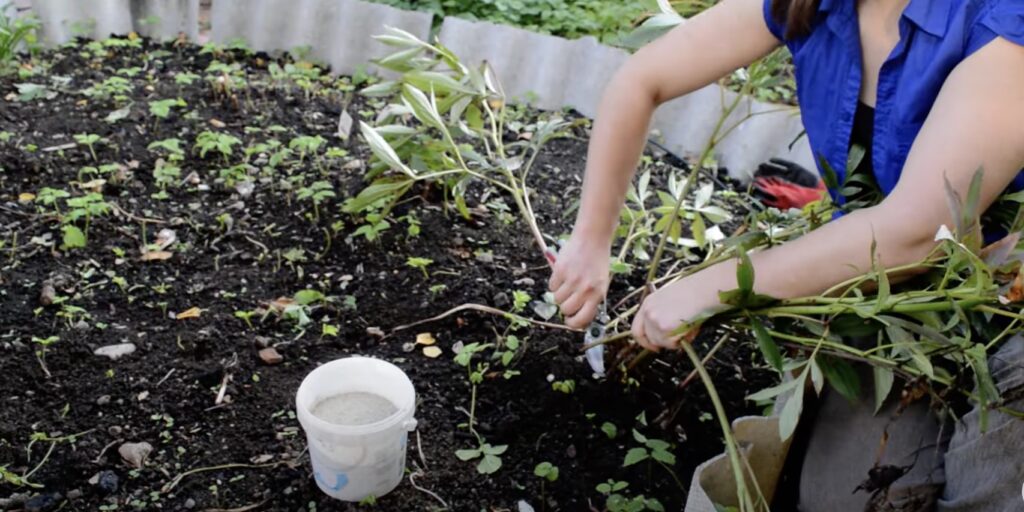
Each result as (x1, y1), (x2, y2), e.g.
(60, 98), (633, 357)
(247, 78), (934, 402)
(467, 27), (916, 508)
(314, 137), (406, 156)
(512, 290), (530, 313)
(289, 135), (326, 163)
(194, 131), (241, 162)
(234, 310), (257, 329)
(77, 163), (119, 182)
(534, 461), (559, 507)
(0, 9), (39, 75)
(147, 138), (184, 158)
(551, 379), (575, 394)
(296, 180), (335, 220)
(14, 82), (56, 102)
(454, 442), (507, 475)
(401, 213), (421, 236)
(74, 133), (103, 161)
(152, 159), (181, 199)
(31, 335), (58, 378)
(34, 187), (70, 214)
(174, 71), (199, 86)
(82, 76), (133, 102)
(116, 66), (142, 77)
(63, 192), (110, 247)
(217, 164), (252, 188)
(405, 257), (433, 278)
(352, 212), (390, 243)
(149, 98), (186, 119)
(596, 480), (664, 512)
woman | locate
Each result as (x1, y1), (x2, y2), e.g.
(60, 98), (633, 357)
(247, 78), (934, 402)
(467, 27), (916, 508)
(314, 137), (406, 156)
(548, 0), (1024, 509)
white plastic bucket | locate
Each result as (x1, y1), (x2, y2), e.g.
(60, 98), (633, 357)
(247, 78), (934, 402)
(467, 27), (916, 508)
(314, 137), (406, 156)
(296, 357), (417, 502)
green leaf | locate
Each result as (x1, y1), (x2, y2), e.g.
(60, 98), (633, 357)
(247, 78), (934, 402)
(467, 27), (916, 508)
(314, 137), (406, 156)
(293, 289), (324, 306)
(600, 422), (617, 439)
(632, 429), (647, 444)
(873, 367), (894, 415)
(908, 347), (935, 379)
(964, 344), (999, 433)
(819, 154), (840, 191)
(343, 178), (413, 214)
(481, 444), (507, 455)
(359, 121), (414, 177)
(779, 369), (807, 440)
(455, 448), (480, 461)
(750, 316), (783, 372)
(746, 376), (802, 402)
(477, 454), (502, 474)
(846, 144), (866, 174)
(736, 248), (754, 294)
(819, 356), (861, 402)
(61, 225), (86, 249)
(623, 447), (649, 467)
(650, 448), (676, 465)
(810, 358), (824, 395)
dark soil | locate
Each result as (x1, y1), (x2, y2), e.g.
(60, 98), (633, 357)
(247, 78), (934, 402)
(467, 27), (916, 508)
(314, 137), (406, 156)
(0, 38), (773, 511)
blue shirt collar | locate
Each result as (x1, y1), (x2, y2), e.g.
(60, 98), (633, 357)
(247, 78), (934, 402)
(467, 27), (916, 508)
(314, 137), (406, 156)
(818, 0), (951, 37)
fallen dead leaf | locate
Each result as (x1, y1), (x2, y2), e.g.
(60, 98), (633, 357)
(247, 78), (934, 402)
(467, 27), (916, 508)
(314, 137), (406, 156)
(140, 251), (172, 262)
(268, 297), (296, 313)
(155, 228), (177, 250)
(422, 346), (443, 358)
(209, 118), (226, 128)
(175, 307), (202, 320)
(415, 333), (436, 346)
(78, 179), (106, 192)
(366, 326), (386, 338)
(18, 192), (35, 202)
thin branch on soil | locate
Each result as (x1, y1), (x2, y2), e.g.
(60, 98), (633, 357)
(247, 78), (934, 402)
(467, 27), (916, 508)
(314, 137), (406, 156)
(416, 429), (428, 470)
(409, 469), (449, 510)
(110, 203), (166, 224)
(162, 462), (289, 493)
(201, 500), (268, 512)
(92, 439), (123, 464)
(389, 303), (580, 335)
(156, 369), (176, 387)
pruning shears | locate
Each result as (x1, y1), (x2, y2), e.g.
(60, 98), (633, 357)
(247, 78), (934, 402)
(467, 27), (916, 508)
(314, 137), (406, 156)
(545, 248), (607, 377)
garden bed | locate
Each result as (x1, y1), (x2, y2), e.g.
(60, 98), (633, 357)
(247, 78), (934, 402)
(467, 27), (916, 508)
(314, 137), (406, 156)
(0, 37), (772, 511)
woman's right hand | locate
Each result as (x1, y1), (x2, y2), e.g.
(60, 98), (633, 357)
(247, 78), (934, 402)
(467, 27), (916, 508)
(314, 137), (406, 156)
(548, 234), (611, 329)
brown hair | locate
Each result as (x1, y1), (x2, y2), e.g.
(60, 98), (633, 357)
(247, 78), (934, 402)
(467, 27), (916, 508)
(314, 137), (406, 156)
(770, 0), (821, 40)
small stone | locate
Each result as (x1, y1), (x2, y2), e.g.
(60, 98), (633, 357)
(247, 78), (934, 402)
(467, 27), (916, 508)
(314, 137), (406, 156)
(492, 292), (509, 308)
(513, 277), (536, 287)
(566, 444), (577, 458)
(254, 336), (272, 348)
(184, 498), (196, 508)
(96, 395), (111, 406)
(97, 470), (119, 494)
(39, 281), (56, 306)
(258, 347), (283, 365)
(94, 343), (136, 360)
(366, 327), (385, 338)
(118, 442), (153, 468)
(66, 489), (82, 500)
(136, 391), (149, 401)
(107, 426), (122, 436)
(73, 320), (90, 331)
(24, 493), (61, 512)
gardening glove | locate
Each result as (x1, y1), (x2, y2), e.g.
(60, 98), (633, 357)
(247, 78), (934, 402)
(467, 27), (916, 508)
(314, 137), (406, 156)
(753, 158), (826, 210)
(548, 234), (610, 330)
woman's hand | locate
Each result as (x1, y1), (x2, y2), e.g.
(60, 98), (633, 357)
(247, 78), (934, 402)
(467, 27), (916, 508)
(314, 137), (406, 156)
(549, 235), (611, 329)
(631, 274), (728, 351)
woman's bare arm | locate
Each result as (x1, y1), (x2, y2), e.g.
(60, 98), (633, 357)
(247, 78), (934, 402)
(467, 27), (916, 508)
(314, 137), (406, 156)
(551, 0), (781, 328)
(634, 37), (1024, 348)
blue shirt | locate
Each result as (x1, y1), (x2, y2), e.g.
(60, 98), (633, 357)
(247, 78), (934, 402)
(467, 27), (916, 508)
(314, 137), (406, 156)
(762, 0), (1024, 204)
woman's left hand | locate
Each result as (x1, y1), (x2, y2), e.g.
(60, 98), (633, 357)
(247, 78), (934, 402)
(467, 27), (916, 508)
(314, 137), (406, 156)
(631, 275), (725, 351)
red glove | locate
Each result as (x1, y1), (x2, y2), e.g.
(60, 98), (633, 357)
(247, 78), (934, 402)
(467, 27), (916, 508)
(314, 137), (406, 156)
(753, 175), (826, 210)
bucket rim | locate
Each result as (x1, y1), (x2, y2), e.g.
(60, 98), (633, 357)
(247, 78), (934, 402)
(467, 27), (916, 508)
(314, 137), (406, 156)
(296, 356), (416, 436)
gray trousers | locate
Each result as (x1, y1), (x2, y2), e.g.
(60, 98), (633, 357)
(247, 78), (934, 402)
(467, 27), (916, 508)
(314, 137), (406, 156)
(798, 335), (1024, 511)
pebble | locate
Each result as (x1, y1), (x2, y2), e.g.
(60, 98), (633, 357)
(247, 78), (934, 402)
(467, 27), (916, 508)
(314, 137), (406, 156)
(118, 441), (153, 468)
(73, 320), (90, 331)
(97, 470), (119, 494)
(107, 426), (122, 436)
(66, 489), (82, 500)
(492, 292), (509, 308)
(254, 336), (272, 348)
(94, 343), (136, 360)
(258, 347), (283, 365)
(96, 395), (111, 406)
(513, 277), (536, 287)
(24, 492), (61, 512)
(39, 281), (56, 305)
(184, 498), (196, 508)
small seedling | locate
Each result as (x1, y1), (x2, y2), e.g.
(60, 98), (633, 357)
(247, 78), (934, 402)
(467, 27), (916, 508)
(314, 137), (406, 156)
(289, 135), (326, 163)
(74, 133), (103, 161)
(551, 379), (575, 394)
(534, 461), (559, 508)
(512, 290), (530, 313)
(455, 442), (507, 475)
(149, 97), (186, 119)
(406, 257), (433, 278)
(296, 180), (335, 220)
(623, 430), (675, 467)
(31, 335), (58, 378)
(353, 212), (390, 243)
(234, 310), (257, 329)
(194, 130), (241, 162)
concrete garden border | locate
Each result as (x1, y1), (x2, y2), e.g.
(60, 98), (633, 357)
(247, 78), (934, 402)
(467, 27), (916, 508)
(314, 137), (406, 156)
(18, 0), (813, 179)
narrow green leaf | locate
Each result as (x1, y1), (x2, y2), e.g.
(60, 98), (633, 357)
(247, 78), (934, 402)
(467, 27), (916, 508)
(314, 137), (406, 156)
(736, 249), (755, 294)
(846, 144), (866, 174)
(779, 370), (807, 441)
(750, 316), (783, 372)
(810, 358), (824, 395)
(873, 367), (894, 415)
(746, 377), (802, 402)
(359, 121), (414, 177)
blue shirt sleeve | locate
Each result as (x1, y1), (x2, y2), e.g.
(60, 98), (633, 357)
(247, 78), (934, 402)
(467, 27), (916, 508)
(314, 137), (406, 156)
(968, 0), (1024, 56)
(762, 0), (785, 41)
